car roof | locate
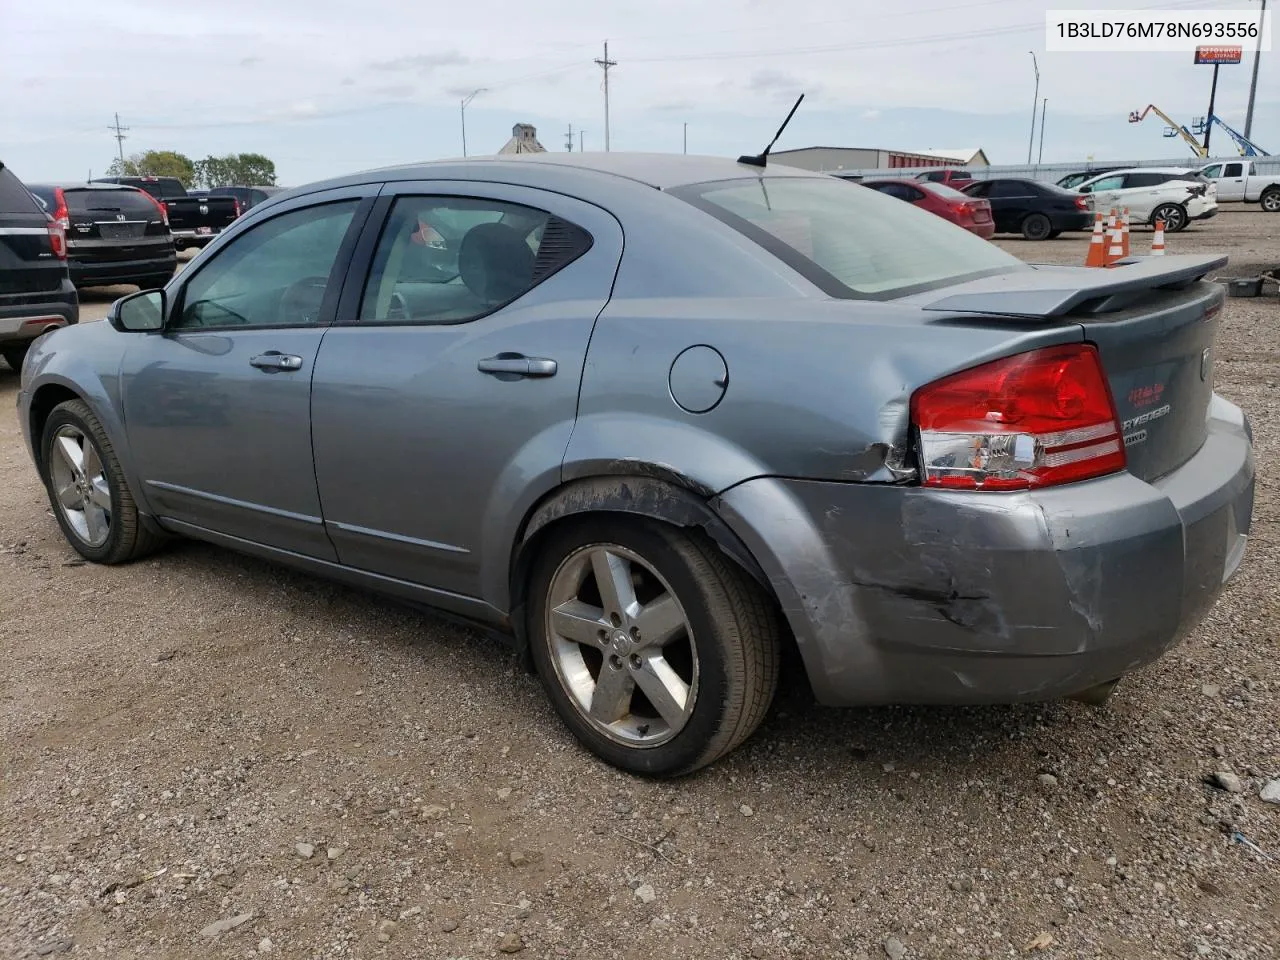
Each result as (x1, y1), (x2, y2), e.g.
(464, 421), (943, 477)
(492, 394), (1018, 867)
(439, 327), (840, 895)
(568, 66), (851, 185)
(1083, 167), (1197, 177)
(27, 181), (145, 191)
(313, 152), (821, 194)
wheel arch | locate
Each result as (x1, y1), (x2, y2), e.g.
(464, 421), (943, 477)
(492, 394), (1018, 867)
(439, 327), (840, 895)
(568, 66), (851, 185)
(506, 474), (774, 667)
(27, 382), (85, 472)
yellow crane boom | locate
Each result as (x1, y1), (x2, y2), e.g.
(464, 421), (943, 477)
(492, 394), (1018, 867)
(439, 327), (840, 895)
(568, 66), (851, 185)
(1128, 105), (1207, 158)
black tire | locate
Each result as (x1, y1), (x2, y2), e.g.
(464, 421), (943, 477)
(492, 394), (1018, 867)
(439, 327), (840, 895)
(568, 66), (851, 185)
(527, 517), (783, 777)
(1047, 228), (1063, 239)
(40, 399), (164, 564)
(2, 345), (28, 373)
(1021, 213), (1052, 241)
(1261, 187), (1280, 214)
(1153, 203), (1189, 233)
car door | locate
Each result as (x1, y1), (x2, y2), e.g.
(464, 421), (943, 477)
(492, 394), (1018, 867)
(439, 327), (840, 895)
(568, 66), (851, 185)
(1216, 161), (1247, 202)
(310, 182), (623, 605)
(1080, 173), (1127, 214)
(120, 186), (375, 558)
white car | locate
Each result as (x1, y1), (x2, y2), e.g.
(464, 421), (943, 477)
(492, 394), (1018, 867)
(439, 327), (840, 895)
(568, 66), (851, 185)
(1075, 168), (1218, 232)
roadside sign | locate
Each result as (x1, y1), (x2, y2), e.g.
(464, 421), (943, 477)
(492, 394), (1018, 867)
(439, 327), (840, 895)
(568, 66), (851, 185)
(1195, 45), (1243, 64)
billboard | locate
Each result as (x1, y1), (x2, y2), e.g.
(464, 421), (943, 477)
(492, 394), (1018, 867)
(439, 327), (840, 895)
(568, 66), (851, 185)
(1195, 45), (1243, 64)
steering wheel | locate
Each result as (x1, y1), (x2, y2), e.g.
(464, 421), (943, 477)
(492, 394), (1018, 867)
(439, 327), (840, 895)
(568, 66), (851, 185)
(279, 276), (329, 325)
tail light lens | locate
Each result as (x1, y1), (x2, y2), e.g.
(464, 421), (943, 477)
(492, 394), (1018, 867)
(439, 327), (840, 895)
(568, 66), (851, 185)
(1074, 195), (1089, 210)
(910, 344), (1126, 491)
(951, 201), (974, 219)
(47, 188), (69, 259)
(144, 191), (169, 226)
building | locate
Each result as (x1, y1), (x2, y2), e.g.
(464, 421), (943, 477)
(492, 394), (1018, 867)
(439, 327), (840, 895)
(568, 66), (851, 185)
(771, 145), (989, 173)
(498, 123), (547, 155)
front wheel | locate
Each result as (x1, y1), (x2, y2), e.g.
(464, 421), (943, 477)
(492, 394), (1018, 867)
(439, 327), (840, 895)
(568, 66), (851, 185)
(527, 518), (782, 776)
(1021, 213), (1052, 241)
(1153, 203), (1188, 232)
(1261, 188), (1280, 213)
(40, 399), (164, 564)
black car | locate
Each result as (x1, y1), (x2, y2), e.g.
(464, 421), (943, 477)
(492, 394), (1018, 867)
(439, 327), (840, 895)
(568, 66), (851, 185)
(206, 184), (284, 212)
(27, 183), (177, 290)
(961, 178), (1093, 240)
(0, 162), (77, 372)
(94, 176), (240, 250)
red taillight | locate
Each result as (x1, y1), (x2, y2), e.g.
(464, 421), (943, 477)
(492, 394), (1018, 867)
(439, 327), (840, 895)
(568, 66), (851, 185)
(144, 192), (169, 227)
(1075, 196), (1089, 210)
(47, 188), (69, 259)
(951, 201), (975, 219)
(910, 344), (1126, 491)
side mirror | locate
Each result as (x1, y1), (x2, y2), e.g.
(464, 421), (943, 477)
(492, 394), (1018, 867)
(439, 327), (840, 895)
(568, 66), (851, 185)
(1078, 185), (1092, 194)
(109, 289), (166, 333)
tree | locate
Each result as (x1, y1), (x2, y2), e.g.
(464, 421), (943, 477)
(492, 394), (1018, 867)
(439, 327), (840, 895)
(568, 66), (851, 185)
(106, 150), (197, 186)
(194, 153), (278, 188)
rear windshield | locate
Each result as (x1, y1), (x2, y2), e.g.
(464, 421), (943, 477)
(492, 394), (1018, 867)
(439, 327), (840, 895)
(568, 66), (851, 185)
(66, 188), (160, 217)
(673, 176), (1022, 298)
(921, 182), (972, 201)
(126, 178), (185, 199)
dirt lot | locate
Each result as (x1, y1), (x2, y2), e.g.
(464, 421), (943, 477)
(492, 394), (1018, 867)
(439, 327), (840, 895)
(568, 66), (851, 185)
(1, 215), (1277, 960)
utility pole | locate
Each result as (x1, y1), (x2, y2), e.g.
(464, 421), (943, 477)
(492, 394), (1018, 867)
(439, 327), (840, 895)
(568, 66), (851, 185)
(594, 41), (616, 151)
(1203, 62), (1221, 154)
(460, 89), (485, 158)
(1026, 52), (1039, 164)
(683, 122), (688, 154)
(109, 112), (129, 165)
(1244, 0), (1268, 138)
(1037, 99), (1047, 165)
(579, 129), (586, 151)
(565, 123), (574, 152)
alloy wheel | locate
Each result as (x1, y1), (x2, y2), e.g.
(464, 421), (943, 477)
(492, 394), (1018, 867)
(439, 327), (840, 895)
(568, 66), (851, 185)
(544, 543), (699, 747)
(48, 425), (113, 547)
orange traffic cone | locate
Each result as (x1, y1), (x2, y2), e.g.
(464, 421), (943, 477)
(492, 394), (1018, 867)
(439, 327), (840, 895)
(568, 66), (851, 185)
(1150, 219), (1166, 256)
(1120, 208), (1131, 258)
(1104, 219), (1125, 267)
(1085, 213), (1108, 267)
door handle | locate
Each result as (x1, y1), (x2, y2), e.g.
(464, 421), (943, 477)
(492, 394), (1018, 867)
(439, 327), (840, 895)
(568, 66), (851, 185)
(250, 352), (303, 372)
(477, 354), (558, 378)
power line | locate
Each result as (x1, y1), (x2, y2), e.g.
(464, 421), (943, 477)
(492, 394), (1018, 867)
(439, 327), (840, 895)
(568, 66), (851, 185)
(594, 41), (616, 152)
(108, 112), (129, 163)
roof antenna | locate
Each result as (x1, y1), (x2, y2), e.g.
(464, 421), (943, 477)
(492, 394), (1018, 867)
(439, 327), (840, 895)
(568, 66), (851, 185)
(738, 93), (805, 167)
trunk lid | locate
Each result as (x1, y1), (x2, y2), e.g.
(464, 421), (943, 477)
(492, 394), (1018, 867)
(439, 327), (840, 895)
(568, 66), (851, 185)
(913, 254), (1227, 482)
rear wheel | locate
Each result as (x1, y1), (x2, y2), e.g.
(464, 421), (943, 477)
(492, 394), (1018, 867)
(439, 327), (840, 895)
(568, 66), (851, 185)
(527, 518), (782, 776)
(1153, 203), (1188, 232)
(2, 345), (28, 372)
(1021, 213), (1052, 241)
(1261, 187), (1280, 213)
(40, 399), (164, 564)
(1047, 228), (1063, 239)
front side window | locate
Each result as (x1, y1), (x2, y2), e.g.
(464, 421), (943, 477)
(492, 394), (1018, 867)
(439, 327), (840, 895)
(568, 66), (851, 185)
(1086, 175), (1126, 192)
(989, 181), (1028, 198)
(673, 176), (1023, 298)
(1201, 164), (1222, 179)
(359, 195), (591, 325)
(173, 200), (357, 330)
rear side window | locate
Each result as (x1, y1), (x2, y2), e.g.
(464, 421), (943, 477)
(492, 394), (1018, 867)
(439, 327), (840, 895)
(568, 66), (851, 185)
(1123, 173), (1169, 188)
(673, 176), (1023, 298)
(360, 196), (592, 325)
(0, 166), (43, 215)
(1223, 162), (1244, 177)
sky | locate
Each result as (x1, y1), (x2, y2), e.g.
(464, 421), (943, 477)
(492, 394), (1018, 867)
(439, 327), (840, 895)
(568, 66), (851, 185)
(2, 0), (1275, 186)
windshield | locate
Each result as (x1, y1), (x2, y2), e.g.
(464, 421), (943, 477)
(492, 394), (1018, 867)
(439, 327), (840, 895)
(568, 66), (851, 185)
(673, 176), (1022, 298)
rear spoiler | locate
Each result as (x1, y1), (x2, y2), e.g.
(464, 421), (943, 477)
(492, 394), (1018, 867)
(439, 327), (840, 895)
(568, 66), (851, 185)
(921, 253), (1228, 319)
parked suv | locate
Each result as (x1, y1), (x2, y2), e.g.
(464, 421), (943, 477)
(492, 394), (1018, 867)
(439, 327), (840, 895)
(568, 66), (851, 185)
(27, 183), (177, 290)
(1074, 168), (1217, 232)
(0, 161), (76, 372)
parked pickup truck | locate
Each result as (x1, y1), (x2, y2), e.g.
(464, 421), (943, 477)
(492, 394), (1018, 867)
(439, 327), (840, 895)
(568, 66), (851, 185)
(92, 176), (240, 249)
(1197, 160), (1280, 212)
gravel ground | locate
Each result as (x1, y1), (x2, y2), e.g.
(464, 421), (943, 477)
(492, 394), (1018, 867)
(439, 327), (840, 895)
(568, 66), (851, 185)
(1, 214), (1277, 960)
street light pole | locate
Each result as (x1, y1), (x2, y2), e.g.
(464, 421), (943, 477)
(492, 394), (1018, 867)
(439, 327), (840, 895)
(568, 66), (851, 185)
(460, 88), (485, 158)
(1027, 51), (1040, 164)
(1038, 98), (1047, 164)
(683, 122), (687, 154)
(1243, 0), (1268, 138)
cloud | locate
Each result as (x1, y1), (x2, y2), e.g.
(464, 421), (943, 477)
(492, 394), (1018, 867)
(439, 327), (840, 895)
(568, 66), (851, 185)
(746, 69), (815, 101)
(371, 50), (469, 73)
(340, 77), (356, 86)
(370, 84), (417, 100)
(861, 108), (881, 121)
(240, 55), (262, 67)
(650, 100), (695, 113)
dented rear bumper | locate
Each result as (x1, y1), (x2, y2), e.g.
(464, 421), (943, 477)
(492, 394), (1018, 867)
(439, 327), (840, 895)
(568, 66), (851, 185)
(714, 394), (1254, 707)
